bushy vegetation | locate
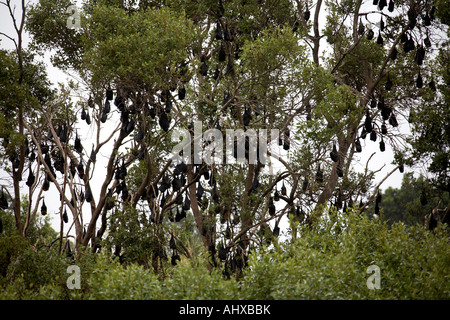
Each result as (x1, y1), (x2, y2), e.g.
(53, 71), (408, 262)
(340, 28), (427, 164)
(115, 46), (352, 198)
(1, 210), (448, 300)
(368, 173), (450, 227)
(0, 0), (449, 301)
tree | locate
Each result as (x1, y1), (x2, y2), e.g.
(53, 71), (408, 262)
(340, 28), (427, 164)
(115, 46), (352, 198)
(368, 173), (449, 226)
(0, 0), (65, 237)
(0, 0), (446, 277)
(408, 32), (449, 192)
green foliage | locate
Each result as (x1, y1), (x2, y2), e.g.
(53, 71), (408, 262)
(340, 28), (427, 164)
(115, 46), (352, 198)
(240, 27), (303, 75)
(371, 173), (449, 226)
(162, 256), (239, 300)
(0, 205), (69, 299)
(0, 48), (55, 149)
(408, 45), (450, 190)
(241, 210), (449, 299)
(72, 253), (163, 300)
(103, 205), (159, 267)
(5, 245), (69, 291)
(435, 0), (450, 26)
(7, 0), (449, 301)
(26, 0), (83, 69)
(0, 230), (29, 282)
(83, 5), (199, 89)
(0, 230), (70, 300)
(1, 210), (448, 299)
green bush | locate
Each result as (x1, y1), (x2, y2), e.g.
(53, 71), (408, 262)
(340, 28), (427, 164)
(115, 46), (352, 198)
(75, 254), (162, 300)
(0, 232), (70, 299)
(7, 246), (69, 288)
(1, 209), (449, 300)
(163, 256), (240, 300)
(70, 252), (239, 300)
(240, 210), (450, 299)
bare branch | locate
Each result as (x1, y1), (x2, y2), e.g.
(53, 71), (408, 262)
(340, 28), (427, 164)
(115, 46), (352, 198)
(360, 164), (400, 212)
(0, 31), (17, 48)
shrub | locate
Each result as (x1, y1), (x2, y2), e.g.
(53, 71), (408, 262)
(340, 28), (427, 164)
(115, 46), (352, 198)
(163, 255), (240, 299)
(77, 254), (162, 300)
(1, 209), (448, 300)
(240, 210), (450, 299)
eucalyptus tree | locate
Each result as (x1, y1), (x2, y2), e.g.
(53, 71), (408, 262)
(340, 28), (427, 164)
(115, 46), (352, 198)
(20, 0), (448, 274)
(0, 0), (71, 239)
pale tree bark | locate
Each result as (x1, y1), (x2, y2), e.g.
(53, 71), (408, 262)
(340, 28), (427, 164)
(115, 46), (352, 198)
(2, 0), (26, 233)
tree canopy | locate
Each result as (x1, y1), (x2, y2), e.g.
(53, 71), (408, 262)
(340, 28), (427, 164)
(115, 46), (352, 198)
(0, 0), (449, 299)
